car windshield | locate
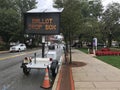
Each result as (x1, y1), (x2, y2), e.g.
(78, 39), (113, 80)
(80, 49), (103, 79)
(14, 44), (23, 46)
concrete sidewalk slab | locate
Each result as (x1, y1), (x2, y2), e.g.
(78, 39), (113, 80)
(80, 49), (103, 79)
(71, 49), (120, 90)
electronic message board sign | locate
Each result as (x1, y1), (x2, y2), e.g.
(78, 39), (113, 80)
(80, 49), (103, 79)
(24, 13), (60, 35)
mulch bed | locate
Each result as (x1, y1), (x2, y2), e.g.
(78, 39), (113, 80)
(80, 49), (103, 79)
(70, 61), (87, 67)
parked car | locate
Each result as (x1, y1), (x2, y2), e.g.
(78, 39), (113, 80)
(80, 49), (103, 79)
(10, 43), (26, 52)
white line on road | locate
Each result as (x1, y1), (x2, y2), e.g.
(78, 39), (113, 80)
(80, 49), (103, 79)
(0, 50), (40, 61)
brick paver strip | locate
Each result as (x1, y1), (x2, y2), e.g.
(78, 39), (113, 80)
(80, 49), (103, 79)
(59, 64), (71, 90)
(57, 62), (75, 90)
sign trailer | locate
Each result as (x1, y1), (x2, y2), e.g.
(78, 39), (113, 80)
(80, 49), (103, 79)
(21, 9), (64, 86)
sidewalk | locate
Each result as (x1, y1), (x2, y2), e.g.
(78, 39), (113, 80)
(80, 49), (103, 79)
(71, 49), (120, 90)
(0, 51), (9, 54)
(52, 49), (120, 90)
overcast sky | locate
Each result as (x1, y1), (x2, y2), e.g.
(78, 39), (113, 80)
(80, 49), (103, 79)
(36, 0), (120, 9)
(102, 0), (120, 7)
(36, 0), (54, 9)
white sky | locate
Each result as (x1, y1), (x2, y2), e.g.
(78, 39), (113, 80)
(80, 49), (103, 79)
(36, 0), (54, 9)
(102, 0), (120, 7)
(36, 0), (120, 9)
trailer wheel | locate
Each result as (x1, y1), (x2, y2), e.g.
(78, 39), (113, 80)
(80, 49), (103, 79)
(55, 65), (59, 74)
(23, 65), (31, 75)
(18, 48), (21, 52)
(51, 61), (59, 77)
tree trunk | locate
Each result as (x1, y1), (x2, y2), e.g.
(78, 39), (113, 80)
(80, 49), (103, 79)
(108, 33), (112, 47)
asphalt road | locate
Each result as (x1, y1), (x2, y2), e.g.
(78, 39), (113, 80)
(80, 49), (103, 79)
(0, 49), (53, 90)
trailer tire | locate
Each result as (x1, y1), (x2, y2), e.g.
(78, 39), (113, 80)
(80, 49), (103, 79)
(23, 65), (31, 75)
(51, 61), (59, 77)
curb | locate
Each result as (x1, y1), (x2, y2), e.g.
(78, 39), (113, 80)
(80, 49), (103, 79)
(70, 66), (75, 90)
(52, 54), (75, 90)
(52, 55), (64, 90)
(0, 51), (9, 54)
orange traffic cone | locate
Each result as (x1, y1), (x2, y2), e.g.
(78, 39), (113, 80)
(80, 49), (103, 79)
(41, 68), (51, 89)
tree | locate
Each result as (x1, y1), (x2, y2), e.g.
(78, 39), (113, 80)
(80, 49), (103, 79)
(0, 0), (37, 48)
(15, 0), (37, 42)
(54, 0), (103, 45)
(54, 0), (63, 8)
(55, 0), (82, 41)
(0, 0), (20, 45)
(0, 9), (20, 43)
(15, 0), (37, 18)
(0, 0), (16, 9)
(102, 2), (120, 47)
(81, 0), (103, 43)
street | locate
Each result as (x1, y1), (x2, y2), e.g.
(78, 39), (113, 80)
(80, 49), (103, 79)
(0, 49), (53, 90)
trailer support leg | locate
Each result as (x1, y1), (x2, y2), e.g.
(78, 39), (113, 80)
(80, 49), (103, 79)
(42, 36), (45, 58)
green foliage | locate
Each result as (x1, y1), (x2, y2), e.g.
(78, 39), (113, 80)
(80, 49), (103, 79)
(0, 0), (16, 9)
(15, 0), (37, 16)
(101, 2), (120, 46)
(96, 56), (120, 69)
(54, 0), (63, 8)
(88, 0), (103, 18)
(55, 0), (103, 43)
(0, 0), (37, 47)
(60, 0), (83, 41)
(0, 8), (20, 42)
(102, 3), (120, 30)
(78, 48), (88, 54)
